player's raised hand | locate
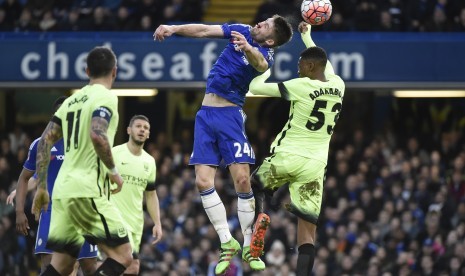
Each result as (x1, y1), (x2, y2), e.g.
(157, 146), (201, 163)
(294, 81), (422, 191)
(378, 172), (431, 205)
(153, 25), (174, 42)
(151, 224), (163, 245)
(231, 31), (252, 52)
(109, 171), (124, 194)
(298, 21), (311, 34)
(31, 187), (49, 221)
(6, 189), (16, 206)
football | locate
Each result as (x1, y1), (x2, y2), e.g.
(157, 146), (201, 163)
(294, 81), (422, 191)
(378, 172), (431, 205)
(301, 0), (333, 25)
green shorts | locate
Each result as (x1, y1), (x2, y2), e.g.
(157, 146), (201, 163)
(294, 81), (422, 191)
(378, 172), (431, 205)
(127, 229), (142, 255)
(256, 152), (325, 224)
(47, 197), (129, 258)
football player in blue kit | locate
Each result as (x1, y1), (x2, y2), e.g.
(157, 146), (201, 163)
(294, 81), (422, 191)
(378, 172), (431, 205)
(154, 17), (293, 274)
(9, 96), (98, 275)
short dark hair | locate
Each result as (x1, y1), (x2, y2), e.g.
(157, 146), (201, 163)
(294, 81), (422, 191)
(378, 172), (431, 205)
(53, 96), (67, 112)
(301, 46), (327, 68)
(86, 47), (116, 78)
(129, 115), (150, 126)
(272, 15), (293, 47)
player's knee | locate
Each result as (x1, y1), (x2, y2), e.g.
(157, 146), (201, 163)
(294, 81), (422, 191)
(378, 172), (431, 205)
(124, 259), (140, 275)
(195, 176), (214, 191)
(79, 258), (98, 275)
(234, 174), (250, 192)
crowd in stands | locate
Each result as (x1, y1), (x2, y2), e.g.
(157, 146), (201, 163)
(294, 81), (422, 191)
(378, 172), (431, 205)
(1, 0), (465, 32)
(1, 97), (465, 275)
(254, 0), (465, 32)
(0, 0), (206, 32)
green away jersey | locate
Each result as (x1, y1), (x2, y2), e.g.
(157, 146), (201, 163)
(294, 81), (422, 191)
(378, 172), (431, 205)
(111, 143), (156, 233)
(52, 84), (119, 199)
(270, 75), (344, 163)
(249, 27), (345, 164)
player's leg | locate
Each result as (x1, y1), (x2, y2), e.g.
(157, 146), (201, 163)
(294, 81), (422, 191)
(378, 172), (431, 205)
(38, 254), (52, 273)
(249, 155), (285, 258)
(40, 252), (77, 276)
(229, 163), (255, 247)
(296, 218), (317, 276)
(34, 210), (53, 273)
(189, 107), (238, 274)
(217, 107), (264, 271)
(76, 241), (99, 275)
(286, 157), (325, 276)
(121, 231), (141, 275)
(123, 257), (140, 276)
(196, 164), (240, 275)
(42, 199), (82, 275)
(67, 197), (132, 276)
(96, 243), (133, 275)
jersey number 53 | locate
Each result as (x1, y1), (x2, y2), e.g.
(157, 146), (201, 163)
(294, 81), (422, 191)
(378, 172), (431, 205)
(306, 100), (342, 135)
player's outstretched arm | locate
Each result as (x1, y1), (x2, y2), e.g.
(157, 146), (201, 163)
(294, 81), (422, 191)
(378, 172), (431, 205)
(153, 24), (223, 41)
(298, 22), (335, 76)
(145, 190), (162, 244)
(249, 69), (281, 97)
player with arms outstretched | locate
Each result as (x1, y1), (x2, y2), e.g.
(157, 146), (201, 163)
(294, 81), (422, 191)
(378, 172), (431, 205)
(9, 96), (98, 275)
(111, 115), (162, 275)
(154, 16), (293, 274)
(31, 47), (133, 276)
(248, 22), (345, 276)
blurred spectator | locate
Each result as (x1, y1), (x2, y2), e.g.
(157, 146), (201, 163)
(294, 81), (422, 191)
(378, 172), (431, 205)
(14, 8), (37, 32)
(424, 4), (454, 31)
(89, 6), (115, 31)
(324, 11), (350, 31)
(38, 9), (57, 31)
(0, 0), (462, 32)
(114, 5), (136, 31)
(453, 7), (465, 31)
(24, 0), (54, 21)
(353, 0), (379, 31)
(1, 0), (23, 29)
(58, 8), (85, 31)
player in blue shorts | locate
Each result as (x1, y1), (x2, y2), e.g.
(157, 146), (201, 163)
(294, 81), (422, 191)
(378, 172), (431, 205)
(8, 96), (98, 275)
(154, 17), (293, 274)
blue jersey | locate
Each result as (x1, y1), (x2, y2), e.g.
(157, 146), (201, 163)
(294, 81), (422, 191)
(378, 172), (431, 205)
(24, 138), (64, 208)
(206, 23), (275, 107)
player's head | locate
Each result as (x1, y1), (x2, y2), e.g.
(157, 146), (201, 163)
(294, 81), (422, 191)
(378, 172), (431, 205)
(86, 47), (117, 81)
(127, 115), (150, 146)
(251, 15), (293, 48)
(298, 46), (327, 78)
(53, 96), (67, 112)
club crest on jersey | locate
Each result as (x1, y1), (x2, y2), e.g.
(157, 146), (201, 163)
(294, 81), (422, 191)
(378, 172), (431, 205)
(144, 163), (149, 172)
(117, 225), (127, 238)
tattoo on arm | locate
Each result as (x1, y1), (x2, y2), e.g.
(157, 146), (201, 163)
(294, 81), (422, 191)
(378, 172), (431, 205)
(36, 122), (63, 189)
(90, 117), (115, 170)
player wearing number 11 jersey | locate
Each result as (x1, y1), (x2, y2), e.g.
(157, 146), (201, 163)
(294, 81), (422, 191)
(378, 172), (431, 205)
(32, 47), (133, 276)
(247, 23), (345, 276)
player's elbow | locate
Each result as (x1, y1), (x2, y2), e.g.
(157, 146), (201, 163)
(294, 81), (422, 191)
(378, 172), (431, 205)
(255, 62), (268, 73)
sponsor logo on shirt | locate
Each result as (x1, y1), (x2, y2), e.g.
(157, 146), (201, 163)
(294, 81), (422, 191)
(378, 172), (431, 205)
(51, 155), (65, 161)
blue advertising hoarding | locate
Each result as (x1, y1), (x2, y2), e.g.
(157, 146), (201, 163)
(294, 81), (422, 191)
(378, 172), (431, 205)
(0, 32), (464, 88)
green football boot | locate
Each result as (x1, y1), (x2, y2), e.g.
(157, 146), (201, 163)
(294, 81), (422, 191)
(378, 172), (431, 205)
(215, 238), (241, 275)
(242, 245), (266, 271)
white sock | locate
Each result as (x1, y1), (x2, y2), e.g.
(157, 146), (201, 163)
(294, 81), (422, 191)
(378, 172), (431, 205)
(200, 187), (232, 243)
(237, 191), (255, 247)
